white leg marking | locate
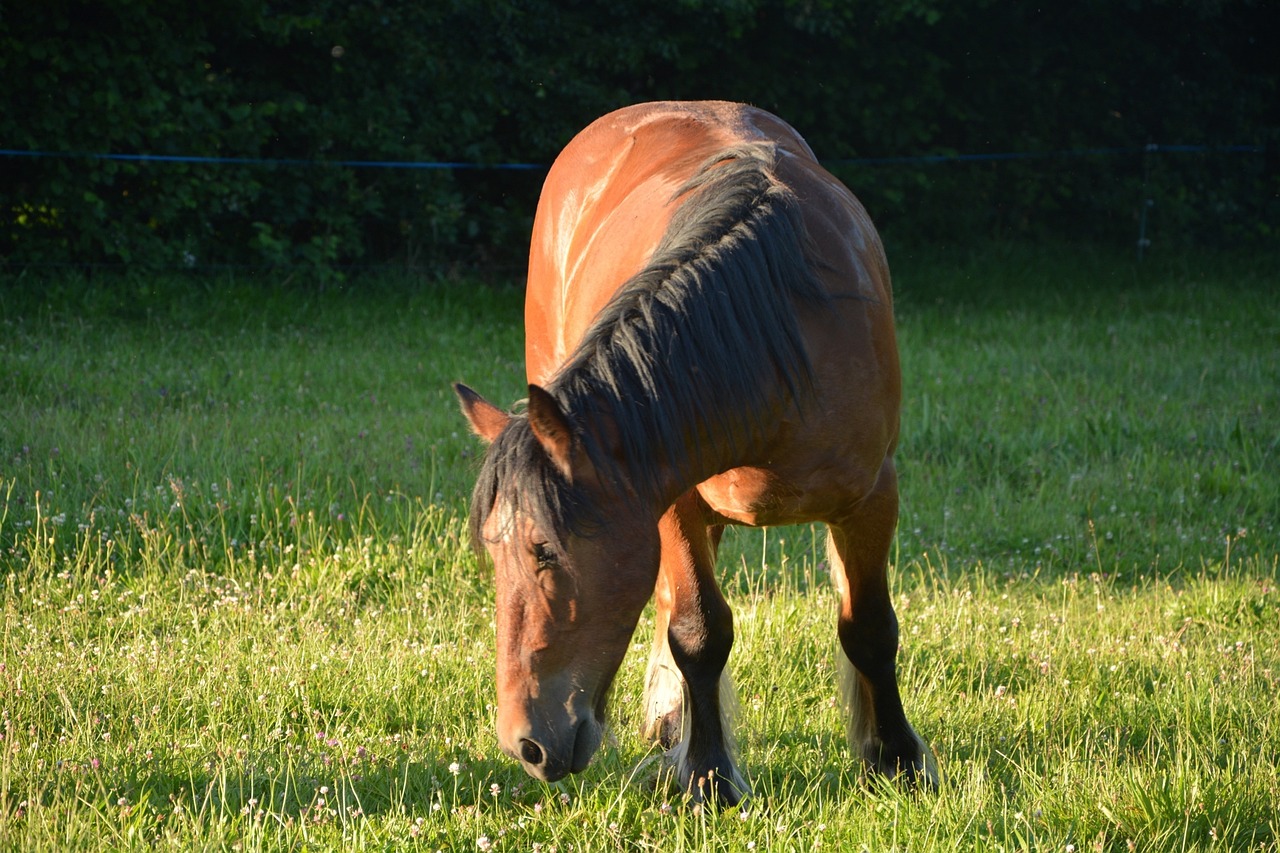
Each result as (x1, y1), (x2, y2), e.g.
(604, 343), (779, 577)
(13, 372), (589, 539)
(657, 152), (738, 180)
(642, 624), (684, 744)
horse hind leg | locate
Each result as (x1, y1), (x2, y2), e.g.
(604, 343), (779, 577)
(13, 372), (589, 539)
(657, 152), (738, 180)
(641, 495), (748, 805)
(829, 460), (938, 789)
(641, 598), (683, 749)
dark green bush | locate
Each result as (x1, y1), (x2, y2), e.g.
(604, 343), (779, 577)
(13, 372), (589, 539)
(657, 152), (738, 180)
(2, 0), (1275, 273)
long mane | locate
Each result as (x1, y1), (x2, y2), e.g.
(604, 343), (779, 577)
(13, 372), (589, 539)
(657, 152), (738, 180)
(471, 143), (830, 547)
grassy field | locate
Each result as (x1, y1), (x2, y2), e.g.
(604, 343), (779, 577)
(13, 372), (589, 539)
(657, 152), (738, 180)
(2, 244), (1277, 851)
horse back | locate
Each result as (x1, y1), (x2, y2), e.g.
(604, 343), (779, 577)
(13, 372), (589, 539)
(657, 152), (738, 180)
(524, 101), (838, 383)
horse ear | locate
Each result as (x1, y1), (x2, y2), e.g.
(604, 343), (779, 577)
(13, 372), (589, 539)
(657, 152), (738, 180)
(526, 384), (576, 478)
(454, 383), (509, 444)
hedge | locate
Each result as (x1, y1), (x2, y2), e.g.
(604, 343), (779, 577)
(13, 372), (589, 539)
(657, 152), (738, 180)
(2, 0), (1276, 273)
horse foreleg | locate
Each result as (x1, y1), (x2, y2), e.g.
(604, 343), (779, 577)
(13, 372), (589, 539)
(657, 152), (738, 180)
(642, 492), (747, 805)
(829, 459), (938, 789)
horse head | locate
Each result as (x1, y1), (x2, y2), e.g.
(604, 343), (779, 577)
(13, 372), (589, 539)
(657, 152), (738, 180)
(454, 382), (660, 782)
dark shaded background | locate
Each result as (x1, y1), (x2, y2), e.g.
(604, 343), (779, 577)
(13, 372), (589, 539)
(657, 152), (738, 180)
(2, 0), (1276, 273)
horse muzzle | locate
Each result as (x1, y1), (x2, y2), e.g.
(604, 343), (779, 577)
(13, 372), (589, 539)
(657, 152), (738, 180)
(500, 712), (603, 782)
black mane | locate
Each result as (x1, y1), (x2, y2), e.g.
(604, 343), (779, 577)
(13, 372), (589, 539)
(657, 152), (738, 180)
(471, 143), (830, 548)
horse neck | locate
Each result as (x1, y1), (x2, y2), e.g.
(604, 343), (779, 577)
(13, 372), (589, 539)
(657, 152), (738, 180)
(566, 371), (787, 516)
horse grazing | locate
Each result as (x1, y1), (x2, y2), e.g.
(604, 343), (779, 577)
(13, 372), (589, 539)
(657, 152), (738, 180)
(455, 101), (935, 805)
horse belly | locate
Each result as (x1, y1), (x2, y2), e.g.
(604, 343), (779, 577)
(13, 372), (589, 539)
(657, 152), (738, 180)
(696, 379), (898, 528)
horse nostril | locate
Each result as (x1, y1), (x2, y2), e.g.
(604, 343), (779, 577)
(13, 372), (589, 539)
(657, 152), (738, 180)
(519, 738), (544, 766)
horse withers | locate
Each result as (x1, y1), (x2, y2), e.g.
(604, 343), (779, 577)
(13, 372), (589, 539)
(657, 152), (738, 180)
(455, 101), (936, 805)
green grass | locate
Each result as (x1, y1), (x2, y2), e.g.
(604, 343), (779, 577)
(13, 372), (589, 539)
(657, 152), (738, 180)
(2, 245), (1278, 851)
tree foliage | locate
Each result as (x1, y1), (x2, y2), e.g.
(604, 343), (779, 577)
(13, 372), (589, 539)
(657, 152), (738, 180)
(2, 0), (1275, 271)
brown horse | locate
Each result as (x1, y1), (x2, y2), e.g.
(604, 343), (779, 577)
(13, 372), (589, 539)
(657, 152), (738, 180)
(455, 101), (935, 805)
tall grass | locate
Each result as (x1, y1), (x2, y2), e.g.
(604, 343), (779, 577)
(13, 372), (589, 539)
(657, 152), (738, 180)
(2, 246), (1277, 850)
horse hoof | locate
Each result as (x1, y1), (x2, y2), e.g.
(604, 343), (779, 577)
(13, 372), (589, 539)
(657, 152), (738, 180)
(862, 734), (939, 792)
(642, 710), (683, 750)
(688, 770), (748, 808)
(908, 741), (941, 792)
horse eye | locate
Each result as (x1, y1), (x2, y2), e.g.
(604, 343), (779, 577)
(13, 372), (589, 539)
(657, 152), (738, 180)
(531, 542), (558, 569)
